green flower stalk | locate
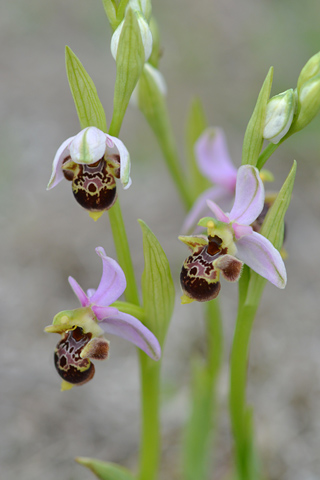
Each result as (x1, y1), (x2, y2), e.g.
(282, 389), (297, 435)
(229, 161), (296, 480)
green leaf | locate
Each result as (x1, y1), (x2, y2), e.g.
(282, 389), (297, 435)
(260, 160), (296, 250)
(138, 220), (175, 346)
(65, 46), (107, 132)
(185, 98), (209, 199)
(101, 0), (118, 30)
(76, 457), (136, 480)
(109, 8), (146, 136)
(116, 0), (131, 25)
(242, 67), (273, 167)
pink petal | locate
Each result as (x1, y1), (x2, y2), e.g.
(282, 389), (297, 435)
(68, 276), (91, 307)
(47, 136), (74, 190)
(207, 199), (230, 223)
(228, 165), (265, 225)
(195, 128), (237, 191)
(182, 185), (231, 233)
(236, 231), (287, 288)
(89, 247), (126, 306)
(99, 311), (161, 360)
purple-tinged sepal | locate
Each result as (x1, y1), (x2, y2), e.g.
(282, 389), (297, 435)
(195, 128), (237, 191)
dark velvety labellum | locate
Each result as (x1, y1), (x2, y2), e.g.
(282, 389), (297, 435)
(180, 244), (223, 301)
(181, 264), (221, 301)
(71, 159), (117, 212)
(54, 327), (95, 385)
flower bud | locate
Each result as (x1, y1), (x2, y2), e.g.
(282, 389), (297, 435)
(297, 52), (320, 92)
(291, 74), (320, 132)
(111, 9), (152, 62)
(263, 89), (296, 144)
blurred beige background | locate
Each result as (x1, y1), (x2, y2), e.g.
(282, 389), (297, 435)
(2, 0), (320, 479)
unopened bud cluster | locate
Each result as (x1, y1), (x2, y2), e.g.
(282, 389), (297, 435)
(263, 52), (320, 143)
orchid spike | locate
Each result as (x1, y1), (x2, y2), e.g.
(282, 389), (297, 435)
(206, 165), (287, 289)
(47, 127), (131, 220)
(45, 247), (161, 390)
(179, 165), (287, 303)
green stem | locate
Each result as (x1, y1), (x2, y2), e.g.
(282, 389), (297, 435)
(153, 119), (193, 210)
(229, 303), (257, 476)
(108, 200), (140, 305)
(206, 298), (223, 379)
(256, 142), (279, 170)
(139, 74), (193, 210)
(229, 276), (265, 480)
(138, 354), (161, 480)
(181, 299), (223, 480)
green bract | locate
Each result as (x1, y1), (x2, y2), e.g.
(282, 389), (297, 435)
(246, 161), (296, 305)
(242, 67), (273, 167)
(101, 0), (130, 31)
(65, 46), (107, 132)
(297, 51), (320, 92)
(290, 75), (320, 133)
(76, 457), (136, 480)
(139, 220), (175, 347)
(109, 7), (148, 136)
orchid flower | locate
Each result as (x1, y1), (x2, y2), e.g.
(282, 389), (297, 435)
(183, 128), (274, 233)
(45, 247), (161, 390)
(182, 128), (237, 232)
(179, 165), (287, 303)
(47, 127), (131, 220)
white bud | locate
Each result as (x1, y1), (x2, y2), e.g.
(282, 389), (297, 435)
(263, 89), (296, 144)
(110, 10), (152, 62)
